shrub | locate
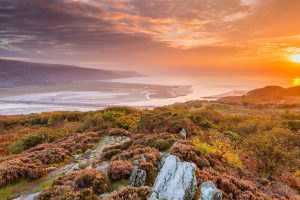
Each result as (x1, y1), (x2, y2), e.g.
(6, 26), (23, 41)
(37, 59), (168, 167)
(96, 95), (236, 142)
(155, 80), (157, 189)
(197, 168), (278, 199)
(223, 131), (240, 141)
(191, 107), (223, 125)
(108, 160), (133, 181)
(0, 143), (72, 188)
(47, 112), (83, 125)
(245, 128), (300, 177)
(191, 139), (214, 154)
(10, 128), (69, 153)
(210, 140), (244, 169)
(170, 143), (210, 168)
(284, 120), (300, 131)
(131, 133), (179, 152)
(137, 110), (199, 136)
(39, 169), (109, 199)
(0, 159), (45, 188)
(79, 114), (112, 132)
(102, 110), (140, 132)
(103, 186), (151, 200)
(192, 138), (244, 169)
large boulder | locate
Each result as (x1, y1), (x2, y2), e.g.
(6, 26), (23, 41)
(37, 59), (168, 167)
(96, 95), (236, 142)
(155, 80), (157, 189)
(148, 155), (197, 200)
(199, 181), (222, 200)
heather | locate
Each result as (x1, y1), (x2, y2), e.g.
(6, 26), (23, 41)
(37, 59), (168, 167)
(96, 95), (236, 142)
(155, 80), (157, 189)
(0, 103), (299, 199)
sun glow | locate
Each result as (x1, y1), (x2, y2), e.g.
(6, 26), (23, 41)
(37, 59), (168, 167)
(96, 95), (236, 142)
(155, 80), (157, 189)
(290, 54), (300, 63)
(293, 78), (300, 86)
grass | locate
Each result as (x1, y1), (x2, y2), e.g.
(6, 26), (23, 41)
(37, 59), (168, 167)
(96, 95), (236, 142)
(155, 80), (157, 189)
(0, 179), (30, 200)
(110, 179), (130, 192)
(34, 178), (55, 192)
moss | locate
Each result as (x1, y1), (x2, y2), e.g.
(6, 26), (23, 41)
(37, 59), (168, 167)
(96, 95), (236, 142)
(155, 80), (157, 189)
(0, 179), (30, 200)
(34, 178), (56, 192)
(110, 179), (130, 192)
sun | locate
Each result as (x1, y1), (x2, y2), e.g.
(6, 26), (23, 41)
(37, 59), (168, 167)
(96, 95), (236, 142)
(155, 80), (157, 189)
(290, 54), (300, 63)
(293, 78), (300, 86)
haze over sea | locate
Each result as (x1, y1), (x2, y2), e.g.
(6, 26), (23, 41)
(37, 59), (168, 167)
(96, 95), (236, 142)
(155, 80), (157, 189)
(0, 75), (294, 115)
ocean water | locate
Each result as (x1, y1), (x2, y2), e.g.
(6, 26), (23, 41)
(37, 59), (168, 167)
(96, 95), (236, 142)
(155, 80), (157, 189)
(0, 75), (293, 115)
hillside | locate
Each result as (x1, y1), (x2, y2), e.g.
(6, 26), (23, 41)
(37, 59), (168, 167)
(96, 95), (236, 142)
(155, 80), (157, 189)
(219, 85), (300, 104)
(0, 59), (142, 88)
(0, 103), (299, 199)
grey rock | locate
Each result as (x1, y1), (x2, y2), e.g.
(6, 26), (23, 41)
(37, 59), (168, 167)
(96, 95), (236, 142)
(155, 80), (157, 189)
(45, 166), (58, 173)
(130, 167), (147, 187)
(71, 163), (80, 171)
(158, 152), (170, 170)
(148, 155), (197, 200)
(13, 192), (41, 200)
(199, 181), (222, 200)
(179, 128), (187, 140)
(82, 149), (92, 158)
(96, 162), (110, 173)
(133, 155), (147, 165)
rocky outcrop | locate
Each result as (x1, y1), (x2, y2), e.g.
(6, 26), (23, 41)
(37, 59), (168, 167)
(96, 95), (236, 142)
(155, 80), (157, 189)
(200, 181), (222, 200)
(148, 155), (197, 200)
(130, 167), (147, 187)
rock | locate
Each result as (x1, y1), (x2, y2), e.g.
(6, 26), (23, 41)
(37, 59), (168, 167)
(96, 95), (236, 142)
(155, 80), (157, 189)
(133, 155), (147, 165)
(157, 152), (170, 169)
(130, 167), (147, 187)
(199, 181), (222, 200)
(148, 155), (197, 200)
(74, 154), (81, 160)
(13, 192), (41, 200)
(71, 163), (80, 171)
(82, 149), (92, 158)
(179, 128), (187, 140)
(96, 162), (110, 173)
(71, 160), (88, 171)
(45, 166), (58, 173)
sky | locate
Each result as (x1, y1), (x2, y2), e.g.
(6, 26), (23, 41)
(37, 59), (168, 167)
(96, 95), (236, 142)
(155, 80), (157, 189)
(1, 0), (300, 77)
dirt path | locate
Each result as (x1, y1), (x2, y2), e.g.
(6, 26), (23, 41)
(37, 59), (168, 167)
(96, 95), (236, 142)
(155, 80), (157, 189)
(11, 135), (129, 200)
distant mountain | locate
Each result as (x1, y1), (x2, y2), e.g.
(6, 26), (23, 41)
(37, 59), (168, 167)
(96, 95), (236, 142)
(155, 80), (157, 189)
(203, 90), (248, 99)
(0, 59), (142, 88)
(218, 85), (300, 104)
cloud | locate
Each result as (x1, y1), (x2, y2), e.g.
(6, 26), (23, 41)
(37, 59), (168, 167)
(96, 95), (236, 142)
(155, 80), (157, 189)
(0, 0), (299, 77)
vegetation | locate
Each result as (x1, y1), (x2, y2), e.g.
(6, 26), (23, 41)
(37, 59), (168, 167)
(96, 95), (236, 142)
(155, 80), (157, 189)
(108, 160), (133, 181)
(39, 169), (109, 199)
(0, 102), (299, 199)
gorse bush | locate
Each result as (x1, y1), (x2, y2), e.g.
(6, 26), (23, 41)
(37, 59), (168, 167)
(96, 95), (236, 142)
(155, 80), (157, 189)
(284, 120), (300, 131)
(246, 128), (300, 177)
(192, 138), (244, 169)
(137, 110), (201, 136)
(10, 128), (70, 153)
(79, 114), (112, 132)
(102, 110), (140, 132)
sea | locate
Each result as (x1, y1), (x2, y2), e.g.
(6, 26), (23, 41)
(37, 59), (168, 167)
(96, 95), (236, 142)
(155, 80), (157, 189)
(0, 75), (294, 115)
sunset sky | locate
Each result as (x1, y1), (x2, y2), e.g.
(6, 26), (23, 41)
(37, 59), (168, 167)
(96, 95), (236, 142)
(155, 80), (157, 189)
(1, 0), (300, 77)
